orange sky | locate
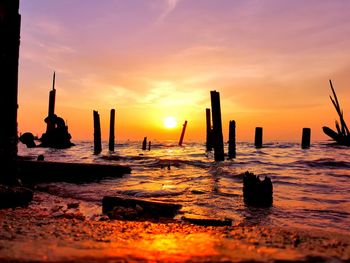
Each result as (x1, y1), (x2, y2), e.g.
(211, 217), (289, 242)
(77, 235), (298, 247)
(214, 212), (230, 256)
(17, 0), (350, 142)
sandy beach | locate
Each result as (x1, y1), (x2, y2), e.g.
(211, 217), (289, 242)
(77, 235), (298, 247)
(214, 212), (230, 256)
(0, 192), (349, 263)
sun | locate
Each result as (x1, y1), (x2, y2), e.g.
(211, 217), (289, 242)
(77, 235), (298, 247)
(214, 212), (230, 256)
(164, 116), (177, 129)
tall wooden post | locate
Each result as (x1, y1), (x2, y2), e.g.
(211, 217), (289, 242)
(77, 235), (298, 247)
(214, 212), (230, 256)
(93, 110), (102, 154)
(228, 120), (236, 159)
(254, 127), (263, 148)
(109, 109), (115, 152)
(179, 120), (187, 146)
(46, 72), (56, 132)
(210, 91), (224, 161)
(301, 128), (311, 149)
(206, 108), (213, 151)
(0, 0), (21, 183)
(142, 137), (147, 150)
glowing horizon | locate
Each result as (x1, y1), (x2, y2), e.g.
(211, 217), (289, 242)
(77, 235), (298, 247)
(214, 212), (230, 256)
(17, 1), (350, 143)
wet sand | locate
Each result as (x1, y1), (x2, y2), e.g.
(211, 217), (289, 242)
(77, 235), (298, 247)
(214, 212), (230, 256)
(0, 193), (349, 262)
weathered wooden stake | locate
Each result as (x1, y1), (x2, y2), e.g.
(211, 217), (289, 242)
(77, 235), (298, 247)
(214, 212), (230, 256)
(148, 141), (151, 151)
(142, 137), (147, 150)
(0, 0), (21, 183)
(108, 109), (115, 152)
(46, 72), (56, 132)
(93, 110), (102, 154)
(210, 91), (224, 161)
(206, 108), (213, 151)
(301, 128), (311, 149)
(228, 120), (236, 159)
(254, 127), (263, 148)
(179, 120), (187, 146)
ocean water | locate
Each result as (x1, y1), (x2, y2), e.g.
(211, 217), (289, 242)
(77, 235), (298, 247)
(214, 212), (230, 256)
(18, 140), (350, 235)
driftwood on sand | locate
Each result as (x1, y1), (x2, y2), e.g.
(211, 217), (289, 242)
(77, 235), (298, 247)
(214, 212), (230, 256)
(323, 80), (350, 146)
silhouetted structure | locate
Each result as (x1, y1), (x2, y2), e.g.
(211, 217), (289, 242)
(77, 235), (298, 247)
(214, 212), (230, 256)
(19, 132), (36, 148)
(243, 171), (273, 207)
(179, 120), (187, 146)
(39, 73), (74, 149)
(254, 127), (263, 148)
(148, 141), (151, 151)
(228, 120), (236, 159)
(93, 110), (102, 154)
(206, 108), (213, 151)
(109, 109), (115, 152)
(142, 137), (147, 150)
(0, 0), (20, 183)
(323, 80), (350, 146)
(210, 91), (224, 161)
(301, 128), (311, 149)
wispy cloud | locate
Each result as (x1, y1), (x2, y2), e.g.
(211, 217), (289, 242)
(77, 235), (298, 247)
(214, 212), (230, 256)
(158, 0), (181, 22)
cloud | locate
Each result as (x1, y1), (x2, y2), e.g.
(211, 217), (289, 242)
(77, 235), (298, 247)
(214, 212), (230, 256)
(158, 0), (181, 22)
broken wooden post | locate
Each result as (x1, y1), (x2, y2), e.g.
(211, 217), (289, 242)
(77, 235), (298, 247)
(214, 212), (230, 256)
(109, 109), (115, 152)
(301, 128), (311, 149)
(0, 0), (21, 183)
(228, 120), (236, 159)
(206, 108), (213, 151)
(210, 91), (224, 161)
(142, 137), (147, 150)
(178, 120), (187, 146)
(254, 127), (263, 148)
(46, 72), (56, 132)
(148, 141), (151, 151)
(93, 110), (102, 154)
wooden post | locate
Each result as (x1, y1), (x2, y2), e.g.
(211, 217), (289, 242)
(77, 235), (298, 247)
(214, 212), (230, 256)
(0, 0), (21, 183)
(93, 110), (102, 154)
(148, 141), (151, 151)
(301, 128), (311, 149)
(228, 120), (236, 159)
(254, 127), (263, 148)
(46, 72), (56, 132)
(206, 108), (213, 151)
(179, 120), (187, 146)
(108, 109), (115, 152)
(142, 137), (147, 150)
(210, 91), (224, 161)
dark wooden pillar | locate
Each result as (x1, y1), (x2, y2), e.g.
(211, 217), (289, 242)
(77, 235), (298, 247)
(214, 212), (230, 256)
(254, 127), (263, 148)
(210, 91), (224, 161)
(228, 120), (236, 159)
(109, 109), (115, 152)
(46, 72), (56, 132)
(301, 128), (311, 149)
(142, 137), (147, 150)
(178, 120), (187, 146)
(206, 108), (213, 151)
(93, 110), (102, 154)
(0, 0), (21, 183)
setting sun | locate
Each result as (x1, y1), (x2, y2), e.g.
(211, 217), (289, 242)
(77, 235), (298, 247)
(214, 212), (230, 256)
(164, 116), (177, 129)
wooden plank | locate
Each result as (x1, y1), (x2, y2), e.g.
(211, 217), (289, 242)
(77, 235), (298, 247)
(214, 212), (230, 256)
(17, 160), (131, 184)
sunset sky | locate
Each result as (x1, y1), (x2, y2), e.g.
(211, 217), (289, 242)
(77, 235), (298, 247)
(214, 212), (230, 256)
(18, 0), (350, 142)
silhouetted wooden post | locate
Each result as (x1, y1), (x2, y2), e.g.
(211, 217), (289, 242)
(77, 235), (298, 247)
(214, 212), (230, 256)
(210, 91), (224, 161)
(254, 127), (263, 148)
(142, 137), (147, 150)
(228, 120), (236, 159)
(46, 72), (56, 132)
(206, 108), (213, 151)
(0, 0), (21, 183)
(179, 120), (187, 146)
(148, 141), (151, 151)
(301, 128), (311, 149)
(109, 109), (115, 152)
(93, 110), (102, 154)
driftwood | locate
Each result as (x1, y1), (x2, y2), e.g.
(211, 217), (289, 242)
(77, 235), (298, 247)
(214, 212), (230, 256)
(102, 196), (182, 220)
(322, 80), (350, 146)
(17, 160), (131, 184)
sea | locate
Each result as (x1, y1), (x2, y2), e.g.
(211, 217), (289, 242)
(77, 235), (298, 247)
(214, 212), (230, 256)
(18, 140), (350, 235)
